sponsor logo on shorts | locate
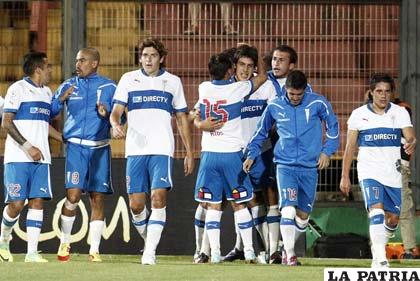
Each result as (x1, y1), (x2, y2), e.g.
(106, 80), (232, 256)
(232, 187), (248, 200)
(198, 187), (212, 200)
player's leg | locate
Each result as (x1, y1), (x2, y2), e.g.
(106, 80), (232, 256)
(265, 183), (281, 263)
(223, 201), (245, 262)
(247, 193), (269, 263)
(193, 202), (207, 261)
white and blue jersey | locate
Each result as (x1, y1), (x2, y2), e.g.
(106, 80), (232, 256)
(3, 77), (52, 164)
(348, 102), (412, 188)
(113, 69), (187, 157)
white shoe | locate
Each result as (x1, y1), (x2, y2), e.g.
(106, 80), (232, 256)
(244, 250), (257, 264)
(371, 259), (389, 268)
(256, 252), (267, 264)
(211, 252), (222, 264)
(141, 253), (156, 265)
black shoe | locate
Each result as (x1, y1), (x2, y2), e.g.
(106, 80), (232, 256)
(223, 248), (245, 262)
(194, 253), (210, 264)
(401, 252), (415, 259)
(269, 251), (283, 264)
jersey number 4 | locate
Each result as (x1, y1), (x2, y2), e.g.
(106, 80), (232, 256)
(203, 99), (229, 122)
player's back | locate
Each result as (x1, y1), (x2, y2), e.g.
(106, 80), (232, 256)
(198, 80), (252, 153)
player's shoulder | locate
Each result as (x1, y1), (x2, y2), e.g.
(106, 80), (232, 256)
(96, 75), (117, 90)
(119, 69), (140, 82)
(162, 69), (182, 83)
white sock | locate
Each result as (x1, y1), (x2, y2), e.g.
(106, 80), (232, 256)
(233, 214), (243, 251)
(1, 206), (19, 243)
(235, 208), (254, 252)
(280, 207), (296, 258)
(26, 209), (43, 254)
(251, 205), (269, 251)
(60, 215), (76, 244)
(144, 207), (166, 256)
(89, 220), (104, 254)
(132, 208), (148, 241)
(205, 209), (222, 257)
(194, 205), (206, 254)
(200, 228), (210, 256)
(267, 205), (280, 255)
(294, 216), (309, 243)
(369, 209), (388, 262)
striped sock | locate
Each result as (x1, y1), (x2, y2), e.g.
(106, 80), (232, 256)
(26, 209), (43, 254)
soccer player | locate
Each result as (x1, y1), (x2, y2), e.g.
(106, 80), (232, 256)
(194, 50), (267, 263)
(0, 52), (58, 262)
(244, 70), (339, 266)
(110, 38), (194, 265)
(52, 47), (116, 262)
(340, 73), (416, 268)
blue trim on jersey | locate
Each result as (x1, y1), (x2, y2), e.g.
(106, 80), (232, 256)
(2, 218), (17, 227)
(367, 102), (391, 114)
(128, 90), (174, 113)
(114, 100), (127, 106)
(253, 216), (266, 226)
(266, 215), (281, 224)
(132, 219), (148, 226)
(141, 68), (165, 77)
(238, 220), (253, 229)
(4, 108), (17, 113)
(26, 219), (42, 228)
(199, 101), (242, 121)
(211, 79), (234, 85)
(148, 220), (165, 226)
(359, 127), (401, 147)
(174, 106), (188, 113)
(280, 217), (295, 226)
(23, 77), (43, 88)
(370, 214), (384, 225)
(194, 219), (205, 228)
(14, 101), (51, 122)
(241, 99), (267, 119)
(205, 221), (221, 230)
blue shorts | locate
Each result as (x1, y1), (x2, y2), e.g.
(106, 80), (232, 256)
(276, 166), (317, 213)
(248, 149), (275, 192)
(4, 163), (52, 203)
(126, 155), (173, 194)
(195, 151), (253, 204)
(360, 179), (401, 215)
(65, 142), (113, 194)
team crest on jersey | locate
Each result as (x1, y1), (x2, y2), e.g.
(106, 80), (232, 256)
(71, 172), (80, 185)
(232, 187), (248, 200)
(7, 184), (21, 197)
(198, 187), (212, 200)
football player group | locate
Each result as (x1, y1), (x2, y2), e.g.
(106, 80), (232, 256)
(0, 38), (416, 268)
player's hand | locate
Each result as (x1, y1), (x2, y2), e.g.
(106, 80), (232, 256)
(243, 158), (254, 173)
(184, 152), (195, 176)
(112, 124), (126, 139)
(199, 117), (224, 131)
(59, 85), (75, 103)
(28, 146), (44, 161)
(317, 153), (330, 170)
(97, 103), (107, 117)
(339, 176), (351, 196)
(403, 139), (416, 155)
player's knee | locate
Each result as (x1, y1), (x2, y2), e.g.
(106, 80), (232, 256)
(385, 212), (399, 228)
(368, 208), (385, 224)
(8, 201), (25, 215)
(281, 206), (296, 220)
(64, 199), (79, 211)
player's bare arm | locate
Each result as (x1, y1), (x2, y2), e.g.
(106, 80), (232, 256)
(2, 112), (43, 161)
(97, 103), (108, 118)
(243, 158), (254, 173)
(317, 152), (330, 170)
(339, 129), (359, 196)
(402, 126), (416, 155)
(48, 124), (63, 142)
(176, 111), (195, 175)
(110, 103), (126, 139)
(250, 54), (268, 92)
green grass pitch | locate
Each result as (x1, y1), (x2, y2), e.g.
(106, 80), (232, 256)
(0, 255), (418, 281)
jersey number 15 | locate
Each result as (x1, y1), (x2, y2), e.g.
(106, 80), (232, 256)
(203, 99), (229, 122)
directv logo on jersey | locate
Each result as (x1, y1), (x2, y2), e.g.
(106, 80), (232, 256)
(324, 268), (419, 281)
(364, 134), (398, 142)
(30, 107), (50, 115)
(241, 105), (264, 113)
(133, 96), (168, 103)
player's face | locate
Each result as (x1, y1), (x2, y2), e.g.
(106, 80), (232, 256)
(75, 51), (98, 78)
(235, 56), (255, 81)
(271, 50), (295, 78)
(371, 82), (392, 110)
(286, 87), (305, 106)
(140, 47), (164, 76)
(38, 58), (52, 85)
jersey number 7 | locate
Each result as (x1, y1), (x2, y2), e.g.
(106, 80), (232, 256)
(203, 99), (229, 122)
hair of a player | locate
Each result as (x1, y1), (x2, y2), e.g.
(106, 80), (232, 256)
(79, 47), (100, 63)
(222, 47), (237, 63)
(233, 45), (258, 66)
(271, 44), (298, 64)
(208, 52), (233, 80)
(139, 38), (168, 67)
(285, 70), (307, 90)
(23, 52), (47, 76)
(367, 73), (395, 102)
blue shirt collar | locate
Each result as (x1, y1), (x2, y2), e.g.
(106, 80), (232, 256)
(23, 76), (43, 88)
(367, 102), (391, 114)
(141, 68), (165, 77)
(78, 72), (98, 80)
(211, 79), (234, 85)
